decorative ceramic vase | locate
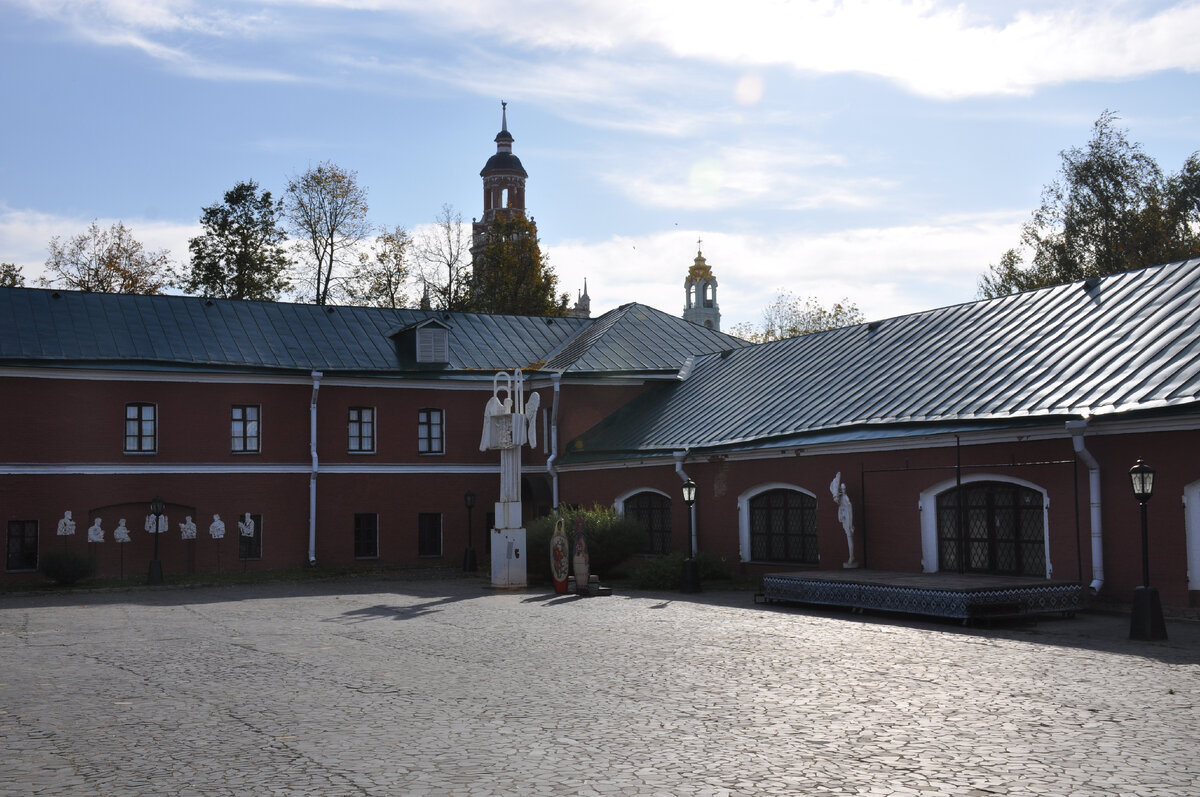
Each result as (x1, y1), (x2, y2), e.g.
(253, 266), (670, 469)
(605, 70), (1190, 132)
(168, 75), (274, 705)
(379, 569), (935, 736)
(550, 518), (569, 594)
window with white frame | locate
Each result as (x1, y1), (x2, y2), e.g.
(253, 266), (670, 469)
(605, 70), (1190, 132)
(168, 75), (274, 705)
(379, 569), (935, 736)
(749, 488), (818, 564)
(231, 405), (260, 453)
(418, 408), (444, 454)
(936, 481), (1045, 576)
(624, 491), (673, 555)
(348, 407), (375, 453)
(124, 403), (157, 453)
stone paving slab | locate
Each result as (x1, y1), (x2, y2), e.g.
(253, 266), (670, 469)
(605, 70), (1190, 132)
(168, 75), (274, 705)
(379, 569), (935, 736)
(1, 578), (1197, 796)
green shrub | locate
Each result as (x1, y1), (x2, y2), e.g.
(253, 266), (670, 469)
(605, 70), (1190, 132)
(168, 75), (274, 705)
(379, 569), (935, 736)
(629, 552), (732, 590)
(526, 505), (649, 583)
(40, 549), (97, 585)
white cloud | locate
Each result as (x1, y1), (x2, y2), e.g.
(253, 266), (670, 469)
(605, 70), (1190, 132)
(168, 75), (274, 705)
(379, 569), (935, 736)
(545, 211), (1025, 330)
(606, 143), (888, 211)
(0, 207), (199, 285)
(424, 0), (1200, 100)
(20, 1), (1200, 101)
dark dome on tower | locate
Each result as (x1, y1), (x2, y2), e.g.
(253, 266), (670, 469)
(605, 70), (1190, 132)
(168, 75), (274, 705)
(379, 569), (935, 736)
(481, 103), (527, 177)
(481, 151), (527, 177)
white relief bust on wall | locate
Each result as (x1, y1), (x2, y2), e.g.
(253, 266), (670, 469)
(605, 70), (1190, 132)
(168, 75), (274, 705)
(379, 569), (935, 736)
(87, 518), (104, 543)
(114, 519), (131, 543)
(180, 516), (197, 540)
(238, 513), (254, 537)
(830, 472), (858, 569)
(57, 510), (76, 537)
(209, 514), (225, 540)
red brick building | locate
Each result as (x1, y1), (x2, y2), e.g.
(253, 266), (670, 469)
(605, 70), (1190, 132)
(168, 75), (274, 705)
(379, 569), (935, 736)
(4, 105), (1199, 608)
(3, 258), (1200, 608)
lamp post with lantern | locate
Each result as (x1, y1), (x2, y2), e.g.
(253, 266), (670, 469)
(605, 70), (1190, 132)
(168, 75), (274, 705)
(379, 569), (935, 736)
(1128, 459), (1167, 640)
(680, 479), (700, 593)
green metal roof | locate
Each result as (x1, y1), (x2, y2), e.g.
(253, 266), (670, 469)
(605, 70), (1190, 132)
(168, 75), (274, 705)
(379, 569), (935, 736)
(563, 258), (1200, 461)
(0, 288), (740, 377)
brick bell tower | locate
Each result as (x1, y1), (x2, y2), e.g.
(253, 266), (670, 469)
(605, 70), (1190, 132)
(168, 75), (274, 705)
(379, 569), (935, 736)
(471, 102), (528, 278)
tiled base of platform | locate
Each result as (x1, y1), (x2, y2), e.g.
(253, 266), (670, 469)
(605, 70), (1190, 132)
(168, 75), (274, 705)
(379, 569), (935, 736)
(760, 571), (1083, 620)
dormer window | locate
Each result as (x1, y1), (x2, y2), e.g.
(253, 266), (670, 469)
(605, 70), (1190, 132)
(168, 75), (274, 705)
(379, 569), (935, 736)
(388, 318), (451, 366)
(416, 321), (449, 363)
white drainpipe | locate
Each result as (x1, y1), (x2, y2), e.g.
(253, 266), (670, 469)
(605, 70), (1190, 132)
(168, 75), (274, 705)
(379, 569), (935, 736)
(308, 371), (322, 565)
(1066, 419), (1103, 594)
(546, 373), (562, 509)
(674, 451), (696, 557)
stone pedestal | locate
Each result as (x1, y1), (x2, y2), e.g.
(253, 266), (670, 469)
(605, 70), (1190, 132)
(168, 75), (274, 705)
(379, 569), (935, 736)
(1129, 585), (1168, 641)
(491, 527), (526, 588)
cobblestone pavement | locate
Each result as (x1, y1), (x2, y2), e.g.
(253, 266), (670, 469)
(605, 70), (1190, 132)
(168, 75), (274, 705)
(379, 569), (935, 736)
(1, 578), (1197, 796)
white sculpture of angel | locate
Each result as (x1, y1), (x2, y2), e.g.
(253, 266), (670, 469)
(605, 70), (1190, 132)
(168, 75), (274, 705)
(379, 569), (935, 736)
(830, 472), (857, 569)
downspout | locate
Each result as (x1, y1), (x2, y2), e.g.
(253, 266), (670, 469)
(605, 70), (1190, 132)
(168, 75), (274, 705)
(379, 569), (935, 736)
(674, 451), (696, 557)
(308, 371), (322, 566)
(1066, 419), (1103, 594)
(547, 373), (561, 509)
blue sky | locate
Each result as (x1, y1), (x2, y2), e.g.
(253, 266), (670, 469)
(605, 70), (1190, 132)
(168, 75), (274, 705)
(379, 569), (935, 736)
(2, 1), (1198, 330)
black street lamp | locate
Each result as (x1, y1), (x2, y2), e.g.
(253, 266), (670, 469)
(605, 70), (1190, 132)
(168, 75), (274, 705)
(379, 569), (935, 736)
(148, 495), (165, 585)
(680, 479), (700, 593)
(463, 490), (477, 573)
(1128, 459), (1167, 640)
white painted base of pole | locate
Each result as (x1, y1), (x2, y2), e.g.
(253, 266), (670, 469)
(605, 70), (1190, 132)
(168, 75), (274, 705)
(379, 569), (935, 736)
(491, 527), (527, 588)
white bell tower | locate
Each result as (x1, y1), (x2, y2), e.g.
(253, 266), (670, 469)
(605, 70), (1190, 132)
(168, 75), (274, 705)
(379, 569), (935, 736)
(683, 240), (721, 331)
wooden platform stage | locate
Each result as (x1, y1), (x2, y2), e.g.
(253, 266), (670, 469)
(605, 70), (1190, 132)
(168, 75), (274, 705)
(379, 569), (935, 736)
(758, 569), (1083, 621)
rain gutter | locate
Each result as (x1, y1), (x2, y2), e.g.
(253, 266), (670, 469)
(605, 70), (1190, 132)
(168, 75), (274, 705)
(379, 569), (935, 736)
(674, 451), (696, 556)
(1066, 419), (1103, 593)
(547, 373), (562, 508)
(308, 370), (322, 565)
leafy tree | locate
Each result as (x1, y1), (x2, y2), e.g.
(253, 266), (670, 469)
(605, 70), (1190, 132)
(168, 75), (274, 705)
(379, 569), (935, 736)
(730, 292), (864, 342)
(980, 111), (1200, 298)
(0, 262), (25, 287)
(40, 220), (169, 294)
(414, 204), (472, 311)
(346, 225), (412, 309)
(284, 161), (371, 305)
(470, 215), (568, 316)
(180, 180), (291, 301)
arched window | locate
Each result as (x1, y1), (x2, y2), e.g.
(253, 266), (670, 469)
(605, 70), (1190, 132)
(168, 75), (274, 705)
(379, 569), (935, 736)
(703, 283), (714, 308)
(749, 488), (818, 564)
(623, 491), (672, 555)
(936, 481), (1045, 576)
